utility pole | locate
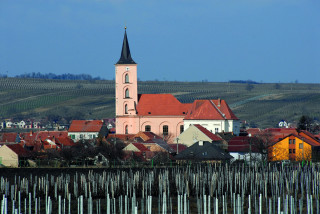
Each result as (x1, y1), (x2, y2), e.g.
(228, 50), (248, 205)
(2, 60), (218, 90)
(176, 138), (179, 154)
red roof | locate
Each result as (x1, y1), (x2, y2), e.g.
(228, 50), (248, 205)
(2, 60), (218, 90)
(6, 144), (29, 157)
(184, 99), (238, 120)
(69, 120), (103, 132)
(246, 128), (261, 136)
(132, 143), (150, 152)
(137, 94), (191, 116)
(168, 144), (187, 153)
(20, 131), (68, 142)
(0, 133), (18, 143)
(133, 132), (162, 141)
(56, 137), (76, 147)
(228, 136), (259, 153)
(194, 124), (223, 141)
(271, 133), (320, 147)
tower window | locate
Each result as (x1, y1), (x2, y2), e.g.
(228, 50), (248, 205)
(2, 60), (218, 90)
(125, 104), (128, 114)
(180, 125), (184, 134)
(145, 125), (151, 132)
(163, 125), (169, 136)
(125, 74), (129, 83)
(125, 88), (130, 98)
(125, 125), (128, 134)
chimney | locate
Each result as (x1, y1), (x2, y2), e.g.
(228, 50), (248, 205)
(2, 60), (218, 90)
(30, 131), (33, 136)
(199, 140), (203, 146)
(218, 98), (221, 107)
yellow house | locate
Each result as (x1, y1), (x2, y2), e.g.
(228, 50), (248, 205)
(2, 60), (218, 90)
(269, 134), (320, 161)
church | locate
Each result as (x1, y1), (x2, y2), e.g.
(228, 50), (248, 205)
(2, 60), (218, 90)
(115, 28), (240, 141)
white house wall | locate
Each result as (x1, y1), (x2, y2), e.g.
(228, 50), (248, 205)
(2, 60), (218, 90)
(184, 119), (239, 135)
(68, 132), (99, 142)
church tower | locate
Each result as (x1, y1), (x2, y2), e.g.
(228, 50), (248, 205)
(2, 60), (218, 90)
(115, 28), (138, 134)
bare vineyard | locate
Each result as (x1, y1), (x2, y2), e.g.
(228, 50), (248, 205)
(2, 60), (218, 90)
(1, 164), (320, 213)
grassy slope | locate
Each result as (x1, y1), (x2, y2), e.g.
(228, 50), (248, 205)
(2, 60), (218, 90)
(0, 78), (319, 128)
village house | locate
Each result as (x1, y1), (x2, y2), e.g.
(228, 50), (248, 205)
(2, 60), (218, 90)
(68, 120), (103, 141)
(175, 124), (225, 148)
(114, 28), (240, 142)
(0, 144), (29, 167)
(269, 130), (320, 162)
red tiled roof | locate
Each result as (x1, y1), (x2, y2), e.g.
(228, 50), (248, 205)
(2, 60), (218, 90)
(132, 143), (150, 152)
(271, 133), (320, 147)
(0, 133), (18, 143)
(246, 128), (261, 136)
(168, 144), (187, 153)
(137, 94), (191, 116)
(6, 144), (29, 157)
(20, 131), (68, 142)
(194, 124), (223, 141)
(133, 132), (162, 141)
(228, 136), (259, 152)
(184, 99), (238, 120)
(69, 120), (103, 132)
(56, 137), (76, 147)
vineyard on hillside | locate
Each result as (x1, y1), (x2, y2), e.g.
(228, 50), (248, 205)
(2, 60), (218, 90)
(0, 77), (320, 128)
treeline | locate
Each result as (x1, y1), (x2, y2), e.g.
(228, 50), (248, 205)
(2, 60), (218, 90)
(229, 80), (260, 84)
(14, 72), (103, 80)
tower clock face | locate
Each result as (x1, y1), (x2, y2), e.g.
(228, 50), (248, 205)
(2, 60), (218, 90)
(126, 67), (130, 71)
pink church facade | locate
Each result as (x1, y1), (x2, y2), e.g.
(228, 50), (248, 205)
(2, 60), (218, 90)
(115, 29), (239, 141)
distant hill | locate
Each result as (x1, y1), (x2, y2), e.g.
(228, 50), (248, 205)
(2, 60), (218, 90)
(14, 72), (102, 80)
(0, 77), (319, 128)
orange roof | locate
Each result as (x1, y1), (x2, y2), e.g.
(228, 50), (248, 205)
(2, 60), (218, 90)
(56, 137), (76, 147)
(137, 94), (191, 116)
(194, 124), (223, 141)
(133, 132), (162, 141)
(69, 120), (103, 132)
(184, 99), (238, 120)
(132, 143), (150, 152)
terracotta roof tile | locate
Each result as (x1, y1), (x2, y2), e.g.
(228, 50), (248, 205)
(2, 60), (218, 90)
(69, 120), (103, 132)
(184, 99), (238, 120)
(132, 143), (150, 152)
(137, 94), (191, 116)
(6, 144), (29, 157)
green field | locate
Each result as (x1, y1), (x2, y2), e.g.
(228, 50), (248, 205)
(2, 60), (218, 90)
(0, 77), (319, 128)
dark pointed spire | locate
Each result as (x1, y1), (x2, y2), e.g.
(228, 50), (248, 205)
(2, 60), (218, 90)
(116, 27), (136, 64)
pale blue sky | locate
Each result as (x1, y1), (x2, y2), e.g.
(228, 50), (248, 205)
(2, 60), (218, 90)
(1, 0), (319, 83)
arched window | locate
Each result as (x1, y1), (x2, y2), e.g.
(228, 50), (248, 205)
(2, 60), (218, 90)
(163, 125), (169, 136)
(125, 88), (129, 98)
(145, 125), (151, 132)
(180, 125), (184, 134)
(125, 74), (129, 83)
(125, 104), (128, 114)
(125, 125), (128, 134)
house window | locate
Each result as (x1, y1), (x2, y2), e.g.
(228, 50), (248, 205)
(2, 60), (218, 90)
(145, 125), (151, 132)
(293, 149), (295, 154)
(292, 139), (295, 144)
(80, 134), (83, 139)
(289, 139), (292, 144)
(299, 143), (303, 149)
(202, 152), (207, 156)
(215, 128), (219, 133)
(180, 125), (184, 134)
(125, 125), (128, 134)
(289, 149), (292, 154)
(125, 74), (129, 83)
(125, 88), (130, 98)
(70, 135), (75, 140)
(163, 125), (169, 136)
(125, 104), (128, 114)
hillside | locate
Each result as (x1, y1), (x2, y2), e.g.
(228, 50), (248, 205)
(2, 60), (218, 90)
(0, 77), (319, 128)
